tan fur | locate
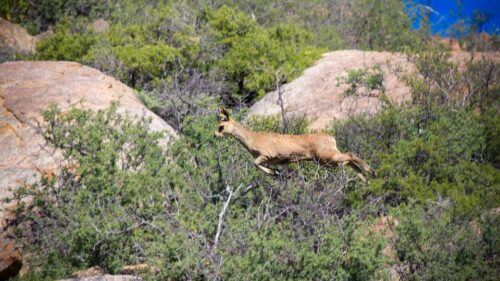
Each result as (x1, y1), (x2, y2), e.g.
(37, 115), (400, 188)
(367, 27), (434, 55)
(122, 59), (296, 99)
(215, 108), (375, 181)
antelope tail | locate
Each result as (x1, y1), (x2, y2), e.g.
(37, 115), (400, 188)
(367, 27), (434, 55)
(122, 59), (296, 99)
(347, 153), (376, 177)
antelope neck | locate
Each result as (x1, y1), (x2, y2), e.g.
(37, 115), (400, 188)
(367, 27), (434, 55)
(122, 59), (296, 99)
(230, 121), (256, 152)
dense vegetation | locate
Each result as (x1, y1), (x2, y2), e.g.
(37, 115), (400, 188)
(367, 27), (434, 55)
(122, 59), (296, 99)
(1, 0), (435, 129)
(1, 0), (499, 280)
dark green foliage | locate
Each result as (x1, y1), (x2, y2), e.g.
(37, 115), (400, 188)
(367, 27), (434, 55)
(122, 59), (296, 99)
(31, 3), (323, 105)
(7, 0), (428, 133)
(225, 0), (425, 51)
(330, 108), (499, 280)
(215, 21), (323, 99)
(0, 0), (113, 33)
(374, 107), (498, 217)
(35, 25), (96, 61)
(4, 2), (499, 280)
(332, 106), (499, 213)
(394, 205), (500, 280)
(219, 214), (386, 280)
(350, 0), (423, 51)
(11, 104), (176, 278)
(12, 107), (386, 280)
(11, 97), (500, 280)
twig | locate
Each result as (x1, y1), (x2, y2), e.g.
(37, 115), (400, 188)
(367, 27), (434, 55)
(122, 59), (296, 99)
(213, 184), (242, 248)
(275, 71), (288, 132)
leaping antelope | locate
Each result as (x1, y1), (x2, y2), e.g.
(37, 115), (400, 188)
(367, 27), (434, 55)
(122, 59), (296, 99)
(215, 108), (375, 181)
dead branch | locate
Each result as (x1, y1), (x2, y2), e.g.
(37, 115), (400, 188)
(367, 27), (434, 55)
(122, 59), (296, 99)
(213, 184), (243, 249)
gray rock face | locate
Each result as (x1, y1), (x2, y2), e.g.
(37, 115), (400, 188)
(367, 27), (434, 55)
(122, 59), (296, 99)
(0, 61), (178, 204)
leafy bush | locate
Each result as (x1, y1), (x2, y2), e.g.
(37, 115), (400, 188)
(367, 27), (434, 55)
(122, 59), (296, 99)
(350, 0), (424, 51)
(11, 104), (176, 278)
(0, 0), (113, 33)
(10, 72), (499, 281)
(33, 4), (323, 108)
(338, 64), (385, 96)
(332, 106), (499, 219)
(215, 22), (323, 100)
(11, 106), (389, 280)
(35, 26), (96, 61)
(226, 0), (425, 51)
(112, 43), (179, 87)
(5, 2), (500, 280)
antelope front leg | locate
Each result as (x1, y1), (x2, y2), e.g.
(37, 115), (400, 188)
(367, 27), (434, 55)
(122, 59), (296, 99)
(253, 156), (277, 175)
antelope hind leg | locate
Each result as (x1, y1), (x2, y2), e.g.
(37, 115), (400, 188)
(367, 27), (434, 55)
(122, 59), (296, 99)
(329, 152), (367, 182)
(357, 173), (367, 183)
(254, 156), (279, 175)
(257, 164), (278, 175)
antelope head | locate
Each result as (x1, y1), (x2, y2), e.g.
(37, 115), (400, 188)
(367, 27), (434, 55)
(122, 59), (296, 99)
(215, 107), (235, 138)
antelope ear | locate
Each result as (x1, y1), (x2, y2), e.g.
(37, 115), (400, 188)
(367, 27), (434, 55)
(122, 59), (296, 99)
(218, 107), (230, 121)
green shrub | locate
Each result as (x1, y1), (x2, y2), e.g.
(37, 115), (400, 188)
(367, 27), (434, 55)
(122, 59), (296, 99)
(207, 5), (258, 49)
(209, 7), (324, 101)
(11, 104), (177, 278)
(35, 21), (97, 61)
(11, 97), (499, 280)
(216, 24), (323, 99)
(332, 104), (499, 217)
(33, 4), (323, 105)
(394, 205), (500, 280)
(221, 213), (386, 280)
(338, 64), (385, 96)
(0, 0), (113, 33)
(350, 0), (425, 51)
(113, 44), (179, 87)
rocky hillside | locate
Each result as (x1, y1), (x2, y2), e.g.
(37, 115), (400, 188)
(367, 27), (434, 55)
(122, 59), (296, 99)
(0, 61), (178, 204)
(0, 1), (498, 279)
(248, 50), (499, 130)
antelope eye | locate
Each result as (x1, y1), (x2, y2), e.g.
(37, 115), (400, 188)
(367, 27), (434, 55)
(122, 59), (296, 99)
(218, 125), (224, 132)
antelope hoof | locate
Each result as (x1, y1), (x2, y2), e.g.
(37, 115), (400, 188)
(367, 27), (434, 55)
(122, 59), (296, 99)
(357, 173), (367, 183)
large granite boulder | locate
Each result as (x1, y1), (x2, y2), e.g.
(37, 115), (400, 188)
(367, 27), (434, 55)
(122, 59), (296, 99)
(0, 61), (178, 204)
(248, 50), (499, 130)
(248, 50), (412, 130)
